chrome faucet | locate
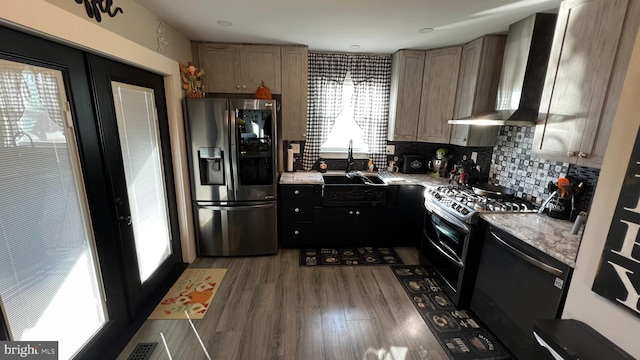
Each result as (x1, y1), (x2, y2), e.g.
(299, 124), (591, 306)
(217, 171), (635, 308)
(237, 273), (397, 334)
(346, 139), (354, 172)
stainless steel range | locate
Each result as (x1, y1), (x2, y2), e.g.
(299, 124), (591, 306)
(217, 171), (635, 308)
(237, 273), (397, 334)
(425, 185), (538, 225)
(420, 185), (538, 308)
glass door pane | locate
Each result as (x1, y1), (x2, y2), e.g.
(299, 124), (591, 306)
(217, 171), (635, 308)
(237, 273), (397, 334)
(236, 108), (273, 185)
(0, 59), (106, 359)
(111, 81), (172, 282)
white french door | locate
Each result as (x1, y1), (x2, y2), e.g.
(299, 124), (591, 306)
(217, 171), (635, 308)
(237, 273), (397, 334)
(0, 59), (107, 359)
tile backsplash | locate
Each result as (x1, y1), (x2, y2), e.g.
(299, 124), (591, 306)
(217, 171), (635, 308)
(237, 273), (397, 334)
(286, 126), (600, 211)
(489, 125), (600, 207)
(283, 140), (493, 177)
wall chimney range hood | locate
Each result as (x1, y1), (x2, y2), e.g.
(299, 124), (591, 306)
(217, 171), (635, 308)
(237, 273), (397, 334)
(449, 13), (557, 126)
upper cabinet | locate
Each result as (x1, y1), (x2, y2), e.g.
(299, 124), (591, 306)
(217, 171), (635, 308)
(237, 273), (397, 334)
(449, 35), (506, 147)
(388, 47), (461, 143)
(533, 0), (637, 167)
(388, 50), (425, 141)
(417, 47), (462, 143)
(197, 43), (281, 94)
(280, 46), (309, 140)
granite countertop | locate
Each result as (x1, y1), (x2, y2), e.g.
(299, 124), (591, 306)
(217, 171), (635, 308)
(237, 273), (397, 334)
(279, 171), (451, 187)
(480, 213), (582, 268)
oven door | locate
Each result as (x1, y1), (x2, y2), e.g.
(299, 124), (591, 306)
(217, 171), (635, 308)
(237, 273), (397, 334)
(420, 210), (470, 301)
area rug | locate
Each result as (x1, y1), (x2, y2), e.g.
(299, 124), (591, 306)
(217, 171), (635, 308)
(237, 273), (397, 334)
(391, 265), (512, 360)
(300, 247), (404, 266)
(148, 268), (227, 320)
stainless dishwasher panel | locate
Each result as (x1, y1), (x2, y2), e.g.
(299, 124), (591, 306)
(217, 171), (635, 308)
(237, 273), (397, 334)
(195, 201), (278, 256)
(470, 225), (572, 360)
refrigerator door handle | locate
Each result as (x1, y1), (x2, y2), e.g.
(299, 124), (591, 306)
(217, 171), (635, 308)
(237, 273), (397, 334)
(229, 104), (241, 201)
(199, 203), (274, 211)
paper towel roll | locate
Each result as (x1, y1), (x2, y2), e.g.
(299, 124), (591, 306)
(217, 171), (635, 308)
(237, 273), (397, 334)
(287, 149), (294, 172)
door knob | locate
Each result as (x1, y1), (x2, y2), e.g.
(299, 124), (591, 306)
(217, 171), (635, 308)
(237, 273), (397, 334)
(567, 151), (576, 157)
(355, 211), (360, 215)
(294, 208), (300, 213)
(578, 152), (588, 158)
(349, 211), (353, 215)
(294, 190), (300, 195)
(294, 230), (299, 235)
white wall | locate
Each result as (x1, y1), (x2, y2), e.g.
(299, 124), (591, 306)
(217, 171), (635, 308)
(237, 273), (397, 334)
(43, 0), (192, 63)
(0, 0), (198, 263)
(562, 30), (640, 357)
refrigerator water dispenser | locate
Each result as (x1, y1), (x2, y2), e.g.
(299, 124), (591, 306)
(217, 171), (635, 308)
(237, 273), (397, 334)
(199, 147), (225, 185)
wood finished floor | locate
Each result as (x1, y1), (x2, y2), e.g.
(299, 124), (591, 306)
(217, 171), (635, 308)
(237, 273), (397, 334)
(116, 247), (448, 360)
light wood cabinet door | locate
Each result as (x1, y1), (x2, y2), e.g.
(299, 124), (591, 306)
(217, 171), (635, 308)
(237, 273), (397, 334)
(240, 45), (281, 94)
(417, 46), (462, 143)
(449, 36), (505, 147)
(449, 39), (482, 146)
(281, 46), (308, 140)
(197, 43), (241, 93)
(388, 50), (425, 141)
(533, 0), (628, 166)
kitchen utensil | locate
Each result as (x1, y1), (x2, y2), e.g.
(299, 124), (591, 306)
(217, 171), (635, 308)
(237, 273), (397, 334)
(471, 183), (516, 199)
(558, 178), (570, 198)
(538, 190), (557, 214)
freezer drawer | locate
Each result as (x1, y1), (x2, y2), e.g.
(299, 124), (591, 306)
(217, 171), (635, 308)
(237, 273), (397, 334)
(195, 202), (278, 256)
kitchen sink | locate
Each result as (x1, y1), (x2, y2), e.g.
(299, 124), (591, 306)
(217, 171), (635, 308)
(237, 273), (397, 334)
(321, 172), (388, 206)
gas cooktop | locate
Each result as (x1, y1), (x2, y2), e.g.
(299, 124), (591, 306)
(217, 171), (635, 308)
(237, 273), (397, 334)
(425, 186), (538, 224)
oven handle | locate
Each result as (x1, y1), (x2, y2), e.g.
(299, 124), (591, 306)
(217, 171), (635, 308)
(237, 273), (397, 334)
(490, 230), (563, 277)
(428, 237), (464, 268)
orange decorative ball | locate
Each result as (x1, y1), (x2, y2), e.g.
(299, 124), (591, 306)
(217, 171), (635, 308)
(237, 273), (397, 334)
(255, 80), (272, 99)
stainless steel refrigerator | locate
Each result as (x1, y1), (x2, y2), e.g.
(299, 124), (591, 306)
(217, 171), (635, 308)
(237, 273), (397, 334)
(184, 98), (278, 256)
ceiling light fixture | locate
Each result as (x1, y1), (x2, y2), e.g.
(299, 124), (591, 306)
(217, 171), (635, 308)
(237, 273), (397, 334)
(418, 27), (434, 33)
(349, 45), (361, 50)
(217, 20), (233, 27)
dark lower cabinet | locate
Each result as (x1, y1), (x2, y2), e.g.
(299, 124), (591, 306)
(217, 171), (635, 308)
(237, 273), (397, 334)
(312, 206), (387, 247)
(388, 185), (425, 247)
(278, 184), (316, 247)
(278, 183), (421, 248)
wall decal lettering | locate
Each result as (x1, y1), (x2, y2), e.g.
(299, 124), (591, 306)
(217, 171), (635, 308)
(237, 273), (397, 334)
(75, 0), (123, 23)
(592, 126), (640, 318)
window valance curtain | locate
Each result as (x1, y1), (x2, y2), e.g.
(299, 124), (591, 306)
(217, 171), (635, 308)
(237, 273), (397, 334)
(303, 53), (391, 170)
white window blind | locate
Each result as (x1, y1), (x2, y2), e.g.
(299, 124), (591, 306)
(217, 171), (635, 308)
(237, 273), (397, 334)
(0, 59), (106, 359)
(111, 81), (172, 283)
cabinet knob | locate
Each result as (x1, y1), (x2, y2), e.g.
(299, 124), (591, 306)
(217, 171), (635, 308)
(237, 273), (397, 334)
(578, 152), (588, 158)
(349, 210), (353, 215)
(294, 190), (300, 195)
(294, 208), (300, 213)
(236, 85), (240, 89)
(355, 211), (360, 215)
(567, 151), (576, 157)
(242, 85), (246, 89)
(294, 230), (299, 235)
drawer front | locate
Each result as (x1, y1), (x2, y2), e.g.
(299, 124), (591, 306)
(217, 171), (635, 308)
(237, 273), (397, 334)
(280, 200), (313, 221)
(281, 185), (314, 199)
(280, 222), (313, 247)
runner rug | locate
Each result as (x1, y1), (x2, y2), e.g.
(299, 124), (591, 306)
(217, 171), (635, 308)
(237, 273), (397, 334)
(300, 247), (404, 266)
(391, 265), (512, 360)
(148, 268), (227, 320)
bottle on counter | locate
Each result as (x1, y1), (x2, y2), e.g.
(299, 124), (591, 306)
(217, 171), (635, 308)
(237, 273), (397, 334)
(368, 159), (374, 172)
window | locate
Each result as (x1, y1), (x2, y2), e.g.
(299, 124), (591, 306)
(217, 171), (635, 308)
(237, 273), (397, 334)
(303, 53), (391, 170)
(320, 71), (369, 155)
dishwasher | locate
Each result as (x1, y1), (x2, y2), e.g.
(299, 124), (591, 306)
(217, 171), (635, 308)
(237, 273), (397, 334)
(471, 224), (573, 360)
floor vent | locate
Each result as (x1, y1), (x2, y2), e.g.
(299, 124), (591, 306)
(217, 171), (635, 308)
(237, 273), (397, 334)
(127, 342), (157, 360)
